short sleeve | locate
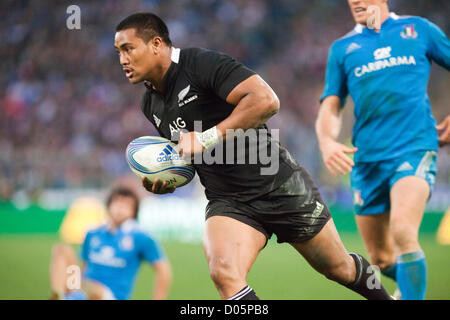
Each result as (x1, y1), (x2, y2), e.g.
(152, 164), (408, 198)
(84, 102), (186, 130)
(79, 231), (91, 262)
(425, 19), (450, 70)
(320, 42), (348, 105)
(138, 232), (166, 264)
(194, 49), (256, 100)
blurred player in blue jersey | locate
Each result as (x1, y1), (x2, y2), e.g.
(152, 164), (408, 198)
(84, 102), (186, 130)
(49, 187), (172, 300)
(316, 0), (450, 300)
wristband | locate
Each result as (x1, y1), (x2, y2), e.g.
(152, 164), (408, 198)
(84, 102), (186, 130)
(195, 126), (220, 149)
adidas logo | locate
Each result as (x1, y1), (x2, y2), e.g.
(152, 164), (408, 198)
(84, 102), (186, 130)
(157, 144), (181, 162)
(346, 42), (361, 54)
(396, 162), (414, 172)
(153, 114), (161, 128)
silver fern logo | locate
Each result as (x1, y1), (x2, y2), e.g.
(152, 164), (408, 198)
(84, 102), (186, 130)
(178, 85), (190, 102)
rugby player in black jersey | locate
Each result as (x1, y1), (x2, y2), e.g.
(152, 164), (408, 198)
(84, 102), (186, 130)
(114, 12), (392, 300)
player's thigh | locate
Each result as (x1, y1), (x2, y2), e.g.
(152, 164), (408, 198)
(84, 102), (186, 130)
(203, 215), (266, 279)
(290, 219), (354, 282)
(389, 150), (436, 233)
(390, 176), (430, 234)
(351, 161), (391, 216)
(355, 212), (396, 268)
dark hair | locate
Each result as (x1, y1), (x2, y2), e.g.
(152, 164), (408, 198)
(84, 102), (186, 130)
(116, 12), (172, 46)
(106, 187), (140, 218)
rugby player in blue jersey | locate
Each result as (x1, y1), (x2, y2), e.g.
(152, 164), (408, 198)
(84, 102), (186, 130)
(316, 0), (450, 300)
(49, 187), (172, 300)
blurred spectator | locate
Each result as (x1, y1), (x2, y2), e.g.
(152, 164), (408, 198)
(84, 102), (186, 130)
(0, 0), (448, 200)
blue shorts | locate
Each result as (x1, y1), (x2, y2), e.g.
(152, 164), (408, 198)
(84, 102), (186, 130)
(350, 150), (437, 215)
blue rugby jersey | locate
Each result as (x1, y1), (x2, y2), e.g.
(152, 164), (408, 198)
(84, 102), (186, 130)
(80, 219), (165, 300)
(321, 13), (450, 162)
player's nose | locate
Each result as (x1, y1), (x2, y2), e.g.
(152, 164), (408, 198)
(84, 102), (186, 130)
(119, 54), (130, 66)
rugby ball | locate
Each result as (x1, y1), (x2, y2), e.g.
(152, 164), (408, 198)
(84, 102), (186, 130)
(126, 136), (195, 188)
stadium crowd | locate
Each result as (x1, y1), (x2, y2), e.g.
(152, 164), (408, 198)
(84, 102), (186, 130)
(0, 0), (448, 201)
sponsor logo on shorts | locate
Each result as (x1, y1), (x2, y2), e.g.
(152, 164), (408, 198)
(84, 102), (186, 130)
(309, 201), (325, 225)
(353, 190), (364, 206)
(313, 201), (324, 217)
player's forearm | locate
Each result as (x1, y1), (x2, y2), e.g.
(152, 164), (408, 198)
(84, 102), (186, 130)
(216, 91), (280, 139)
(152, 262), (172, 300)
(315, 96), (343, 149)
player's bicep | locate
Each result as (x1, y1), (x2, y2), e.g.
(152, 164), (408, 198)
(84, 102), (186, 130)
(139, 233), (166, 264)
(426, 20), (450, 70)
(225, 74), (277, 107)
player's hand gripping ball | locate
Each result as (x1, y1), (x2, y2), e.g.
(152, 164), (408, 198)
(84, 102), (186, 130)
(126, 136), (195, 193)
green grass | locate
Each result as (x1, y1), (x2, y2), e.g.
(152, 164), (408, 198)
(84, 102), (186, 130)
(0, 233), (449, 300)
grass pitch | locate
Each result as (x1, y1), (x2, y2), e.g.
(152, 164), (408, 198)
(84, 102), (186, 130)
(0, 233), (448, 300)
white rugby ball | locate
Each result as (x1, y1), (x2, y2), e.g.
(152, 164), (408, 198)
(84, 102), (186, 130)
(126, 136), (195, 188)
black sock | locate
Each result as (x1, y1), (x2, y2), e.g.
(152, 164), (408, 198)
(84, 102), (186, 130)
(227, 285), (259, 300)
(345, 253), (393, 300)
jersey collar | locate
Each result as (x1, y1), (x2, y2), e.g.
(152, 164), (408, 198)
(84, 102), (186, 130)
(171, 47), (180, 63)
(164, 47), (180, 86)
(106, 218), (137, 234)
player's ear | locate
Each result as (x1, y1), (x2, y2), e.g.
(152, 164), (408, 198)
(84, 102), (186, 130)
(150, 36), (163, 54)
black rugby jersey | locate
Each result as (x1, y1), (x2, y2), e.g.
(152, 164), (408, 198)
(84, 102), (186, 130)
(141, 47), (299, 202)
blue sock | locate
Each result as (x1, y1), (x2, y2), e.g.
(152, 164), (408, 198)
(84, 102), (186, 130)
(381, 263), (397, 281)
(64, 290), (87, 300)
(396, 251), (427, 300)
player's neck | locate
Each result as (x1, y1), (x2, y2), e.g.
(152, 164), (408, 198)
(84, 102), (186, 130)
(145, 46), (173, 93)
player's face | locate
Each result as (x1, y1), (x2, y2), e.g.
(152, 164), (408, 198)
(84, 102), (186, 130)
(114, 29), (157, 84)
(347, 0), (387, 25)
(108, 196), (136, 225)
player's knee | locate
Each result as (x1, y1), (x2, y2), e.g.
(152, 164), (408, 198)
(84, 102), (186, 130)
(370, 256), (395, 270)
(208, 257), (241, 289)
(366, 249), (395, 270)
(390, 220), (418, 249)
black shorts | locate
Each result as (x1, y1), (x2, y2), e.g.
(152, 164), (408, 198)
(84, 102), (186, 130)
(205, 168), (331, 244)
